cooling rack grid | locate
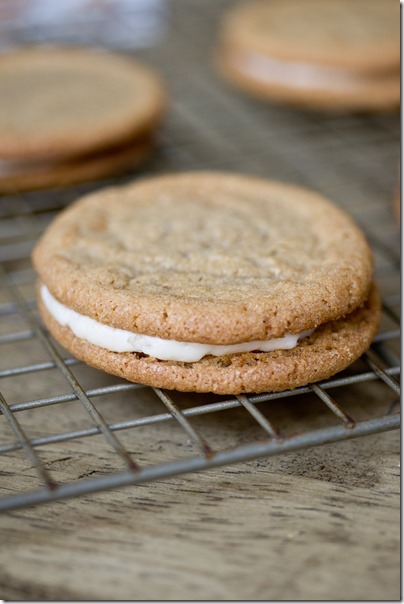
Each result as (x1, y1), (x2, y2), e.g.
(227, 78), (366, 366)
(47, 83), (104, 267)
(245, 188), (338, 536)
(0, 0), (400, 512)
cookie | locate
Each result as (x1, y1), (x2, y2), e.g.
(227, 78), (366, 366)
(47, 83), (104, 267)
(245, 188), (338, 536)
(0, 136), (153, 194)
(0, 47), (165, 190)
(216, 0), (399, 111)
(33, 172), (380, 394)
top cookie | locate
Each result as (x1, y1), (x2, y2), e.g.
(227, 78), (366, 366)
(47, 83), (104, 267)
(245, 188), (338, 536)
(220, 0), (399, 72)
(33, 172), (373, 345)
(0, 47), (165, 160)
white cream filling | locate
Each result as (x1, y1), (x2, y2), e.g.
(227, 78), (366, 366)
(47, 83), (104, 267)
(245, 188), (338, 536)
(41, 284), (314, 363)
(231, 50), (379, 91)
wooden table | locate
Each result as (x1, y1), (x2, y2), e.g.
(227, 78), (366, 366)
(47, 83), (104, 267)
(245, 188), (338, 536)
(0, 426), (399, 600)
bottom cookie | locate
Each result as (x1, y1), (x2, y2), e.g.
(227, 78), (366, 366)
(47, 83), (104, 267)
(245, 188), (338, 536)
(0, 137), (154, 194)
(39, 284), (380, 394)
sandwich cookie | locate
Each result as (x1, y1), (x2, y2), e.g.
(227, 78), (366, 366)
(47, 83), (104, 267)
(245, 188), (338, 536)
(216, 0), (399, 112)
(33, 172), (380, 394)
(0, 47), (165, 191)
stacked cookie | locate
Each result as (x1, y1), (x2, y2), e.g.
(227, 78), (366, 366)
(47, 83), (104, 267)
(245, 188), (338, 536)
(0, 47), (165, 192)
(217, 0), (400, 112)
(33, 172), (380, 394)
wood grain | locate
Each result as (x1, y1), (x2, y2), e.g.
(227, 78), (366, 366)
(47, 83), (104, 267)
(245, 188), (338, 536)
(0, 428), (399, 601)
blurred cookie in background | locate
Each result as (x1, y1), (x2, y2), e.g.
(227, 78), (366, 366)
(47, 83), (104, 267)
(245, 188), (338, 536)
(0, 47), (166, 192)
(0, 137), (154, 194)
(216, 0), (399, 112)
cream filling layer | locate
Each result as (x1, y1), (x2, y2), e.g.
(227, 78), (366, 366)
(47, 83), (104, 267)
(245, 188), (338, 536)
(230, 50), (387, 91)
(41, 285), (314, 363)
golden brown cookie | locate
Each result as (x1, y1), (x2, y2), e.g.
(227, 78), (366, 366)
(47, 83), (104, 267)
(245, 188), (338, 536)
(0, 47), (165, 160)
(33, 172), (380, 394)
(216, 0), (400, 111)
(0, 47), (165, 191)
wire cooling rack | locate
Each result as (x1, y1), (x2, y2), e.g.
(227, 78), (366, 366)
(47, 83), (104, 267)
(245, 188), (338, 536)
(0, 0), (400, 512)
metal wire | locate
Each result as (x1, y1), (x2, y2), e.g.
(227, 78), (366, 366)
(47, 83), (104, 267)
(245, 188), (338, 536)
(0, 0), (400, 512)
(0, 415), (399, 512)
(309, 384), (356, 429)
(236, 395), (281, 439)
(363, 348), (401, 395)
(1, 266), (140, 474)
(0, 391), (57, 491)
(152, 388), (214, 457)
